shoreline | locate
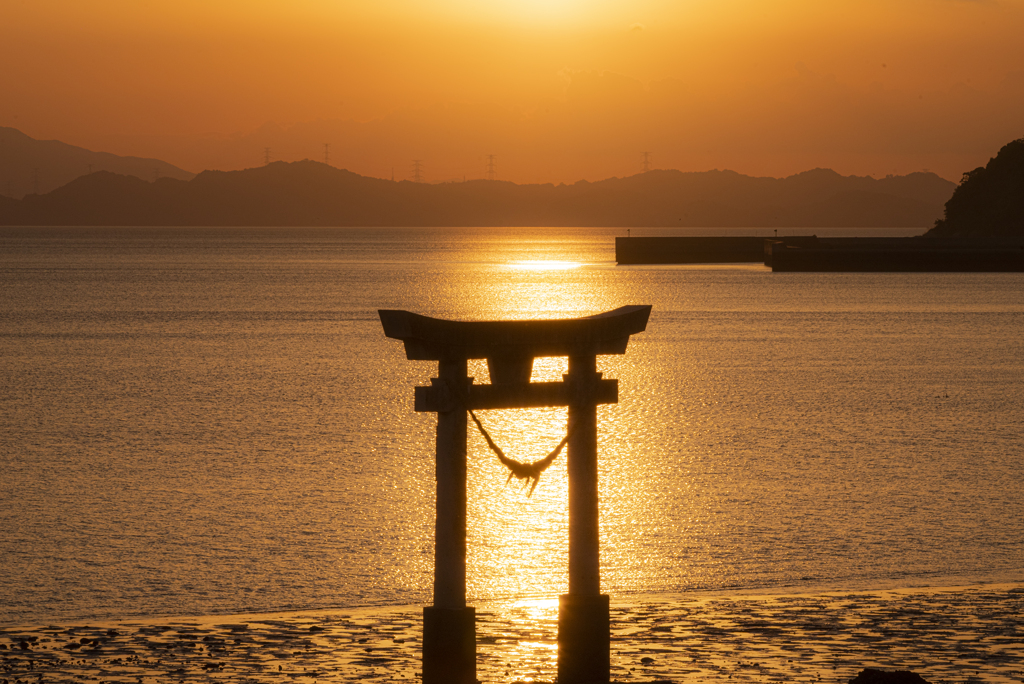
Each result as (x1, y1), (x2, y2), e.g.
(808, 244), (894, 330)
(3, 582), (1022, 683)
(6, 573), (1021, 631)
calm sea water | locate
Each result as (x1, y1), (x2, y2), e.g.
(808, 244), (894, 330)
(1, 226), (1022, 626)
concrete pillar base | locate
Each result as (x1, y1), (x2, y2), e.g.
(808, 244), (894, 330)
(558, 594), (610, 684)
(422, 606), (476, 684)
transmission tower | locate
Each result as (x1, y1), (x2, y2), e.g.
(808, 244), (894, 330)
(642, 151), (651, 173)
(485, 154), (497, 181)
(411, 159), (424, 183)
(264, 148), (271, 166)
(324, 143), (330, 166)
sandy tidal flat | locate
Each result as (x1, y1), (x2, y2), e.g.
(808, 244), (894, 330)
(1, 584), (1022, 684)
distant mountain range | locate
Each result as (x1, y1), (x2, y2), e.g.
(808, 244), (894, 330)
(0, 158), (955, 228)
(0, 127), (194, 198)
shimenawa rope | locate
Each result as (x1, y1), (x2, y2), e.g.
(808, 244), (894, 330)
(445, 378), (576, 496)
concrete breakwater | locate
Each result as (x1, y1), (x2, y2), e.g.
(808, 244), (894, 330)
(615, 236), (1024, 271)
(766, 236), (1024, 272)
(615, 236), (768, 264)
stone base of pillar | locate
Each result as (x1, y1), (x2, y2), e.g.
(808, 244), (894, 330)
(558, 594), (610, 684)
(422, 606), (476, 684)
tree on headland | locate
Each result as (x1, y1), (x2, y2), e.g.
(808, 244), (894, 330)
(927, 138), (1024, 237)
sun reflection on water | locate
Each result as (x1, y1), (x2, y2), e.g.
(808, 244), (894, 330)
(466, 401), (571, 601)
(461, 302), (676, 605)
(457, 293), (687, 681)
(507, 260), (583, 271)
(477, 596), (561, 682)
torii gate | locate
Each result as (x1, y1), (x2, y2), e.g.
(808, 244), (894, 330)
(379, 305), (652, 684)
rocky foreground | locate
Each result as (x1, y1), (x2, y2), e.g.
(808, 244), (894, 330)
(1, 583), (1021, 684)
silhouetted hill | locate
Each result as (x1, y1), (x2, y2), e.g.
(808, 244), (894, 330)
(0, 194), (17, 218)
(927, 139), (1024, 237)
(0, 160), (955, 227)
(0, 127), (194, 199)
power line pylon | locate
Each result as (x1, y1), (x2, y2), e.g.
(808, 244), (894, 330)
(264, 148), (271, 166)
(324, 143), (330, 166)
(411, 159), (424, 183)
(485, 154), (497, 181)
(642, 151), (651, 173)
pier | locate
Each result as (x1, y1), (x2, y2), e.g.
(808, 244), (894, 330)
(765, 236), (1024, 271)
(615, 236), (767, 264)
(616, 235), (1024, 271)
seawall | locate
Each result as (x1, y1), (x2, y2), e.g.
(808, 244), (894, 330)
(615, 236), (767, 264)
(767, 237), (1024, 272)
(615, 235), (1024, 271)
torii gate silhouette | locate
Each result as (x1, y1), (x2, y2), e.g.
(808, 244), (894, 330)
(379, 305), (652, 684)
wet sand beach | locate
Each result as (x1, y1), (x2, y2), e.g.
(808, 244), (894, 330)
(2, 583), (1021, 684)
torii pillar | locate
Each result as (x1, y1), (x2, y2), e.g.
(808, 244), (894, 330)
(379, 305), (651, 684)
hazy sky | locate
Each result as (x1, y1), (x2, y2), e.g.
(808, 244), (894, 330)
(3, 0), (1023, 182)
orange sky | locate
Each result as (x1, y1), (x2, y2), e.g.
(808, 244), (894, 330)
(3, 0), (1023, 182)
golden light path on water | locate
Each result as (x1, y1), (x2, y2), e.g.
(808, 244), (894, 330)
(506, 260), (584, 271)
(449, 260), (701, 678)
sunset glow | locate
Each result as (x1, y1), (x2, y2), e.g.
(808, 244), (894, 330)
(3, 1), (1024, 681)
(3, 0), (1022, 182)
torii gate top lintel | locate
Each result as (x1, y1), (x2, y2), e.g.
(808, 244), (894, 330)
(379, 304), (652, 363)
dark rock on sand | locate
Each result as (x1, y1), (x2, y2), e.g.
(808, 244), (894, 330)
(850, 668), (933, 684)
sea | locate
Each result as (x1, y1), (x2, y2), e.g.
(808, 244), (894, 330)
(1, 225), (1022, 626)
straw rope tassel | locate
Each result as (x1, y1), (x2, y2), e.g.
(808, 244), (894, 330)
(446, 379), (575, 496)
